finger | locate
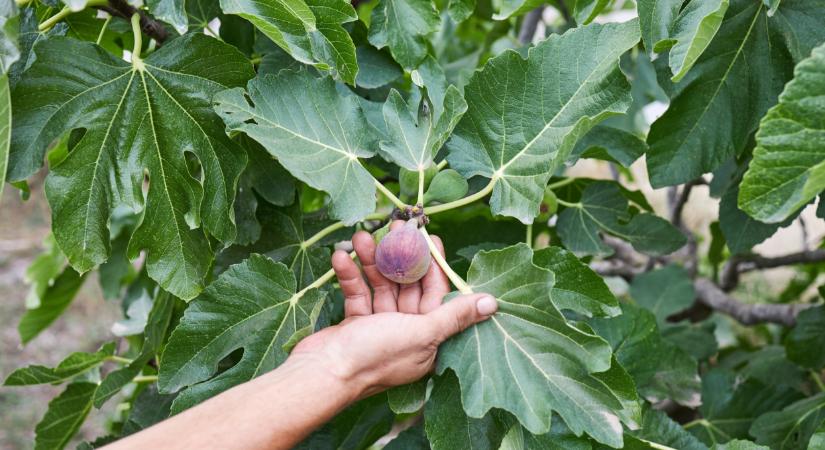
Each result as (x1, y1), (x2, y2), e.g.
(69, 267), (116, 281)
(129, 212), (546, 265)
(426, 293), (498, 343)
(419, 235), (450, 314)
(397, 281), (422, 314)
(352, 230), (398, 312)
(332, 250), (372, 317)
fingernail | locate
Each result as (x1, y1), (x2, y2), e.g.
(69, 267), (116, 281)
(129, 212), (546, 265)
(476, 296), (498, 316)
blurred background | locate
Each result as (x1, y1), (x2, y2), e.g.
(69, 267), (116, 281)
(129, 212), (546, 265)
(1, 171), (121, 449)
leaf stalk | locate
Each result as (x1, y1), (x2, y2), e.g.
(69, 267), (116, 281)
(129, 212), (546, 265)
(300, 212), (387, 250)
(374, 179), (407, 209)
(426, 177), (496, 215)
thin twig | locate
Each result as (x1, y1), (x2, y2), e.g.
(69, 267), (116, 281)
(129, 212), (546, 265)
(694, 278), (813, 327)
(518, 7), (544, 44)
(103, 0), (170, 44)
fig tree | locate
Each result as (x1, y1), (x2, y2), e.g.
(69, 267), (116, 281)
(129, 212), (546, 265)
(375, 219), (432, 284)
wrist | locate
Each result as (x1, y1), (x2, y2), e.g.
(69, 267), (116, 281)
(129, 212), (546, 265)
(282, 351), (367, 405)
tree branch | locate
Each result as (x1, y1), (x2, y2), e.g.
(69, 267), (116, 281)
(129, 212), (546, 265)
(694, 278), (813, 327)
(102, 0), (170, 44)
(737, 249), (825, 272)
(518, 7), (544, 44)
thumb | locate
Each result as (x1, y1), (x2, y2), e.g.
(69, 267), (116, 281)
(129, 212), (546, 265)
(427, 293), (498, 342)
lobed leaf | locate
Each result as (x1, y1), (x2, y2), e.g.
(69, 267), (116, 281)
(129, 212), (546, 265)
(8, 34), (254, 300)
(437, 244), (631, 446)
(214, 70), (378, 225)
(159, 254), (326, 413)
(738, 42), (825, 223)
(447, 21), (640, 223)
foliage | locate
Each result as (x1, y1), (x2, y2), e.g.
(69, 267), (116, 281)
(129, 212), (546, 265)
(1, 0), (824, 448)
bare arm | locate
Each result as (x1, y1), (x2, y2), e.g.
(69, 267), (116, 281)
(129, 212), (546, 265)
(104, 224), (497, 450)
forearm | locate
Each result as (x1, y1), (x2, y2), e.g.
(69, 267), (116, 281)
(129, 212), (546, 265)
(105, 355), (360, 450)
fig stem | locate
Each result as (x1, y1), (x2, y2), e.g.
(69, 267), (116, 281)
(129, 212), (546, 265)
(556, 198), (581, 208)
(526, 223), (533, 248)
(106, 355), (133, 365)
(436, 159), (448, 170)
(420, 227), (473, 294)
(289, 256), (349, 306)
(134, 375), (159, 383)
(546, 177), (575, 191)
(301, 212), (386, 250)
(811, 369), (825, 392)
(417, 169), (425, 205)
(425, 177), (496, 215)
(374, 179), (407, 209)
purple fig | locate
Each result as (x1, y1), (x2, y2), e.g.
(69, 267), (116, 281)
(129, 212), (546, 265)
(375, 219), (432, 284)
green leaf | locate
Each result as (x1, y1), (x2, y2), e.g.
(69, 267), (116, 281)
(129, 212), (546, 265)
(4, 342), (114, 386)
(738, 42), (825, 223)
(296, 393), (395, 449)
(95, 291), (175, 407)
(447, 21), (640, 223)
(447, 0), (475, 22)
(633, 407), (708, 450)
(569, 124), (647, 167)
(639, 0), (729, 82)
(556, 181), (686, 257)
(214, 70), (378, 225)
(158, 254), (326, 413)
(24, 234), (65, 309)
(379, 86), (467, 171)
(355, 45), (402, 89)
(646, 0), (825, 188)
(387, 378), (428, 414)
(630, 265), (695, 325)
(219, 198), (335, 288)
(437, 244), (629, 446)
(9, 8), (65, 89)
(8, 35), (254, 300)
(0, 78), (11, 198)
(19, 267), (86, 344)
(424, 371), (512, 450)
(0, 0), (19, 75)
(493, 0), (542, 20)
(713, 441), (769, 450)
(233, 137), (296, 245)
(693, 369), (803, 445)
(121, 385), (177, 436)
(667, 0), (729, 82)
(590, 304), (701, 407)
(148, 0), (188, 34)
(637, 0), (681, 54)
(785, 305), (825, 369)
(367, 0), (440, 69)
(662, 321), (718, 361)
(385, 424), (430, 449)
(532, 246), (621, 318)
(720, 182), (794, 254)
(498, 420), (593, 450)
(573, 0), (611, 25)
(750, 392), (825, 450)
(34, 382), (97, 450)
(222, 0), (358, 83)
(424, 169), (469, 204)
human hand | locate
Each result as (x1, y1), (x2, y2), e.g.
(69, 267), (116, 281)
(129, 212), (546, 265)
(289, 221), (498, 400)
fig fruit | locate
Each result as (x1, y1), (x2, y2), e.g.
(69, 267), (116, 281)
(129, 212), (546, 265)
(375, 219), (432, 284)
(423, 169), (468, 204)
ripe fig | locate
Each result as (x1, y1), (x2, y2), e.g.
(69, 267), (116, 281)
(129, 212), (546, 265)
(375, 219), (432, 284)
